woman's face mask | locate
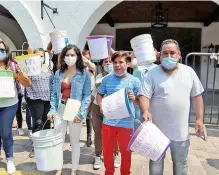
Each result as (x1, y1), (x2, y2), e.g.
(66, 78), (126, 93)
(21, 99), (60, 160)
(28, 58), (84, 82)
(64, 56), (77, 66)
(41, 57), (45, 64)
(0, 49), (6, 61)
(103, 64), (113, 73)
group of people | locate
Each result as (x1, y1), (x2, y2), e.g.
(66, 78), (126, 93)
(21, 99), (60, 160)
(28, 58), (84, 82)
(0, 37), (205, 175)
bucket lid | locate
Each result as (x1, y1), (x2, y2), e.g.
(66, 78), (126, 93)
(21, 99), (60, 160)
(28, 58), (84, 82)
(130, 34), (153, 48)
(87, 35), (114, 40)
(15, 54), (40, 60)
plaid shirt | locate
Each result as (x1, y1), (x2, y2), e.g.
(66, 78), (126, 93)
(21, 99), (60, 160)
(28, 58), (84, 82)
(25, 70), (53, 101)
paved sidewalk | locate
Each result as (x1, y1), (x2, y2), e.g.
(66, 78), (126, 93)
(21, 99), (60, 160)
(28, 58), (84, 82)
(0, 124), (219, 175)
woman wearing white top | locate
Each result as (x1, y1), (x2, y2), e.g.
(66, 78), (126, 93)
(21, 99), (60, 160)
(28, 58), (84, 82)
(0, 39), (31, 174)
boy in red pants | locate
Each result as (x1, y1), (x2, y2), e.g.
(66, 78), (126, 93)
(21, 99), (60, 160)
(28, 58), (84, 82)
(97, 51), (141, 175)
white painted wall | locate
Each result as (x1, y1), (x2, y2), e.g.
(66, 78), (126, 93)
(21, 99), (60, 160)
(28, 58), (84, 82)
(92, 22), (219, 89)
(0, 0), (121, 50)
(0, 0), (218, 88)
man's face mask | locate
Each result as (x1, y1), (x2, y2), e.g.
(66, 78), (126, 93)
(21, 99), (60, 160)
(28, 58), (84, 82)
(161, 57), (178, 70)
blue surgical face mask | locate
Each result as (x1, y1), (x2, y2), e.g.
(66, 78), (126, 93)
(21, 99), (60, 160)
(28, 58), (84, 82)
(114, 70), (127, 77)
(161, 57), (178, 70)
(103, 64), (113, 73)
(0, 51), (6, 61)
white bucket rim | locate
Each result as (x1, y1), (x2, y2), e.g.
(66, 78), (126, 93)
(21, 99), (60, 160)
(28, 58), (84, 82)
(31, 129), (62, 138)
(130, 34), (153, 48)
(50, 31), (67, 37)
(87, 35), (114, 38)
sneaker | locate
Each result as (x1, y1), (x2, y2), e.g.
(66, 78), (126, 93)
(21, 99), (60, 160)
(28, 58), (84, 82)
(114, 154), (121, 168)
(29, 148), (35, 158)
(28, 130), (32, 138)
(17, 128), (24, 136)
(93, 156), (102, 170)
(7, 160), (16, 174)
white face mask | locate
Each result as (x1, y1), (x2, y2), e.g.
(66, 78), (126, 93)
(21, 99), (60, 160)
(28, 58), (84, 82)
(64, 56), (77, 66)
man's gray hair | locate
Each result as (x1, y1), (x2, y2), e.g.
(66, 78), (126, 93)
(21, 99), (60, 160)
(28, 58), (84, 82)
(160, 39), (180, 52)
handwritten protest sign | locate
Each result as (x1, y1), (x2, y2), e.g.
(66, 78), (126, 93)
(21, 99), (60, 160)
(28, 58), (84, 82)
(134, 43), (156, 65)
(15, 54), (41, 76)
(129, 121), (170, 162)
(102, 88), (131, 120)
(0, 70), (15, 99)
(87, 37), (109, 60)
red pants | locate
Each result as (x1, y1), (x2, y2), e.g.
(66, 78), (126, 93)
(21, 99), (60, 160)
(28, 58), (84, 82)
(102, 124), (132, 175)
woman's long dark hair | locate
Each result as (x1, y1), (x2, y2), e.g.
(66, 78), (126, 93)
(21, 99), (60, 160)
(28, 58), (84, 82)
(60, 44), (84, 73)
(0, 40), (10, 67)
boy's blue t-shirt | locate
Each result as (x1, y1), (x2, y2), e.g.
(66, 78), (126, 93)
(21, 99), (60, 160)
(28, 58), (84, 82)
(98, 73), (141, 129)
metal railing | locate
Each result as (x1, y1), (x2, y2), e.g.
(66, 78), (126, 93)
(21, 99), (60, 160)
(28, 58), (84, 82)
(185, 52), (219, 125)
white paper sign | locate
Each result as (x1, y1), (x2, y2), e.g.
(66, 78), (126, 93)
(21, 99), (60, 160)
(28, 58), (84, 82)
(17, 55), (41, 76)
(63, 98), (81, 121)
(0, 77), (15, 98)
(129, 121), (170, 162)
(88, 38), (109, 60)
(134, 43), (156, 65)
(51, 37), (68, 54)
(102, 88), (130, 120)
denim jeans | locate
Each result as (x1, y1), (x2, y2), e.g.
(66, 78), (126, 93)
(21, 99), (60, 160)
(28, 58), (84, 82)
(149, 140), (190, 175)
(0, 103), (18, 159)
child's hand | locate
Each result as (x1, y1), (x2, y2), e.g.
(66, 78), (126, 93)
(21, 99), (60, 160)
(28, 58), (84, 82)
(128, 90), (135, 101)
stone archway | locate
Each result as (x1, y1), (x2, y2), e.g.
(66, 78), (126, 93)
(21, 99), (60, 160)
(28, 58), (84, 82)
(0, 31), (17, 51)
(0, 1), (44, 49)
(77, 0), (122, 49)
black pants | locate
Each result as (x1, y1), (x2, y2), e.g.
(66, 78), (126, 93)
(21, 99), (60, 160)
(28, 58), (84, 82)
(16, 94), (23, 129)
(26, 98), (51, 133)
(86, 108), (92, 136)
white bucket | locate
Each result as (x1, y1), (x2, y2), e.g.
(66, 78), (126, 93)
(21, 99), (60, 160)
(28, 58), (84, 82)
(130, 34), (156, 65)
(15, 54), (41, 76)
(50, 31), (69, 54)
(129, 121), (170, 162)
(102, 88), (135, 120)
(32, 129), (63, 172)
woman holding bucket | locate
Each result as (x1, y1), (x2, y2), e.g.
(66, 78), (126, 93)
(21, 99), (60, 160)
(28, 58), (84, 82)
(0, 39), (31, 174)
(47, 44), (91, 175)
(25, 48), (54, 158)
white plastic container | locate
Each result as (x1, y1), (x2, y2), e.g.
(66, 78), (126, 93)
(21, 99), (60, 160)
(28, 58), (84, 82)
(15, 54), (41, 76)
(50, 31), (68, 54)
(102, 88), (135, 120)
(130, 34), (156, 65)
(129, 121), (170, 162)
(32, 129), (63, 172)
